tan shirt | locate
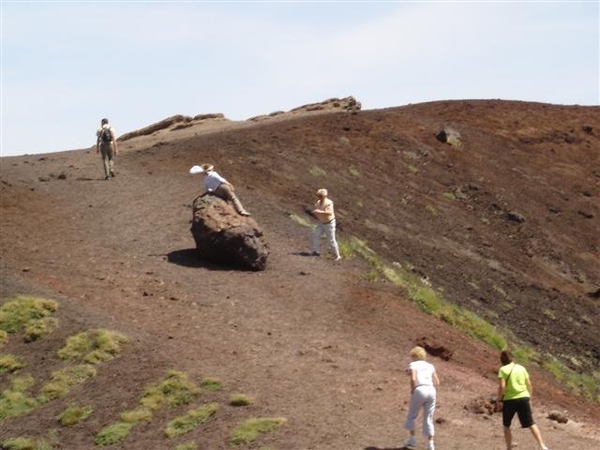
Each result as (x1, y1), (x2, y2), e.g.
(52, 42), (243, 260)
(314, 198), (335, 223)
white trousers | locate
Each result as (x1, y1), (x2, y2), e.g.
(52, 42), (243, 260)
(404, 385), (437, 437)
(312, 220), (340, 258)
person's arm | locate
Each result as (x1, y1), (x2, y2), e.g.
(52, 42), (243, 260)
(526, 376), (533, 397)
(433, 370), (440, 386)
(496, 377), (506, 411)
(313, 201), (324, 216)
(96, 130), (100, 153)
(410, 368), (417, 394)
(313, 200), (332, 216)
(112, 128), (118, 155)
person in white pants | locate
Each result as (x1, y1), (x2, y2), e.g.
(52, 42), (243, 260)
(311, 188), (341, 261)
(404, 346), (440, 450)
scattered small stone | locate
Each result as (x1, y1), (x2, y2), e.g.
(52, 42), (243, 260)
(548, 410), (568, 423)
(465, 395), (498, 415)
(506, 211), (526, 223)
(416, 337), (453, 361)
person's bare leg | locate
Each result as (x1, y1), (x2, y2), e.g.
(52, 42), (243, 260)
(503, 426), (512, 450)
(529, 424), (547, 448)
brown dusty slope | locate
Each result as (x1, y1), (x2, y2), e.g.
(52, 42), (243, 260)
(0, 99), (599, 450)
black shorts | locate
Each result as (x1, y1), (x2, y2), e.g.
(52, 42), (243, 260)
(502, 397), (534, 428)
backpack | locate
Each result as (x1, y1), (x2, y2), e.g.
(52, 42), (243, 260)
(100, 127), (113, 143)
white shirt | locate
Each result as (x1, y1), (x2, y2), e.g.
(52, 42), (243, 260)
(96, 124), (116, 143)
(204, 171), (227, 192)
(408, 360), (436, 386)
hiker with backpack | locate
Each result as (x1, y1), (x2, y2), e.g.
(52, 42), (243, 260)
(96, 118), (118, 180)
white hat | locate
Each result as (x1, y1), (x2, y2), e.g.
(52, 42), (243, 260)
(189, 165), (204, 174)
(316, 188), (328, 197)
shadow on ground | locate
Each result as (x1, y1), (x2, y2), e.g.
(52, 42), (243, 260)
(166, 248), (253, 272)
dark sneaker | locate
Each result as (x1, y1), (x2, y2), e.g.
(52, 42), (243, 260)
(311, 251), (320, 256)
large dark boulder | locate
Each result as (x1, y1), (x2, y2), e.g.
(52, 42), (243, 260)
(190, 194), (269, 271)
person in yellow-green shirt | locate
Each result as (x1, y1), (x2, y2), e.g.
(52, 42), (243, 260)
(496, 350), (549, 450)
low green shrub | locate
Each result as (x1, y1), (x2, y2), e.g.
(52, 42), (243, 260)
(23, 317), (58, 342)
(1, 436), (52, 450)
(120, 407), (153, 423)
(165, 403), (218, 438)
(174, 442), (197, 450)
(0, 296), (59, 342)
(39, 364), (97, 402)
(95, 421), (134, 446)
(0, 354), (26, 374)
(0, 375), (38, 419)
(229, 393), (253, 407)
(140, 370), (201, 411)
(309, 166), (326, 177)
(201, 377), (223, 392)
(58, 403), (93, 426)
(58, 329), (128, 364)
(229, 417), (287, 445)
(0, 329), (8, 348)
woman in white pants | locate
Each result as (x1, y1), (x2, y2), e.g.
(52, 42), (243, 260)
(404, 346), (440, 450)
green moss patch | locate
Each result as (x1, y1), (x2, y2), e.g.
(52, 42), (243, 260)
(1, 436), (52, 450)
(0, 353), (26, 374)
(0, 375), (38, 419)
(0, 329), (8, 348)
(201, 377), (223, 392)
(58, 403), (93, 426)
(39, 364), (97, 402)
(94, 421), (134, 446)
(165, 403), (219, 438)
(229, 417), (287, 445)
(0, 296), (59, 341)
(120, 406), (153, 423)
(58, 329), (128, 364)
(140, 370), (201, 412)
(174, 442), (197, 450)
(229, 393), (254, 407)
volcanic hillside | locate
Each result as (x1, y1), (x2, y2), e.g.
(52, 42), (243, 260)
(1, 98), (599, 450)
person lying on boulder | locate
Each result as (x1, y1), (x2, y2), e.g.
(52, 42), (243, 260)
(189, 164), (251, 216)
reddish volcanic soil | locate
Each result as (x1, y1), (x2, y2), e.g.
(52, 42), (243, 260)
(1, 99), (599, 449)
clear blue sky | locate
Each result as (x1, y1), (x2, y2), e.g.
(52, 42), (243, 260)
(1, 1), (598, 157)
